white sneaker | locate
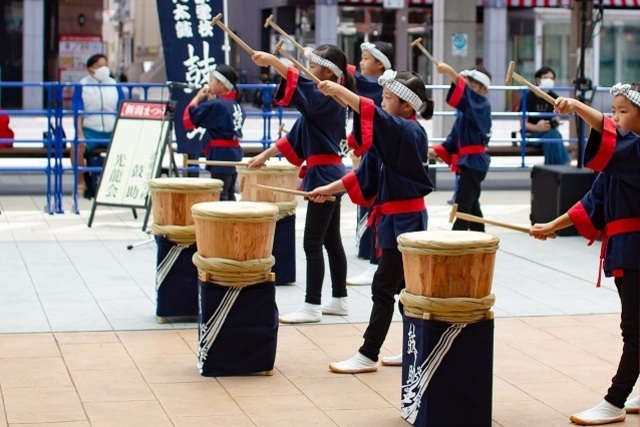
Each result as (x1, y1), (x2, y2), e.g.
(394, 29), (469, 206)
(320, 297), (348, 316)
(380, 353), (403, 366)
(329, 352), (379, 374)
(569, 400), (626, 425)
(346, 264), (376, 286)
(279, 303), (321, 324)
(625, 395), (640, 414)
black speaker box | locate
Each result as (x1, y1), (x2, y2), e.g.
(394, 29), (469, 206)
(530, 165), (596, 236)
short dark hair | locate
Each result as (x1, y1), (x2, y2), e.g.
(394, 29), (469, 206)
(86, 54), (107, 68)
(394, 71), (434, 119)
(535, 66), (556, 80)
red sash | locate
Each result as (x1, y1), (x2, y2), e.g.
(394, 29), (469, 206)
(593, 218), (640, 287)
(451, 144), (486, 172)
(299, 154), (342, 179)
(458, 145), (486, 156)
(366, 198), (426, 257)
(204, 139), (239, 156)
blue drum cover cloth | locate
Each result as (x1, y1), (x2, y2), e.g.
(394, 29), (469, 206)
(198, 279), (278, 377)
(155, 235), (198, 318)
(401, 317), (494, 427)
(272, 214), (296, 285)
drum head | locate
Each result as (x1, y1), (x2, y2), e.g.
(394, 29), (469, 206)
(191, 201), (279, 221)
(149, 177), (223, 192)
(397, 230), (499, 252)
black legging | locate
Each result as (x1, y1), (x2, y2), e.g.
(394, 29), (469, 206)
(452, 167), (486, 232)
(303, 197), (347, 305)
(211, 172), (237, 201)
(359, 247), (404, 362)
(605, 270), (639, 408)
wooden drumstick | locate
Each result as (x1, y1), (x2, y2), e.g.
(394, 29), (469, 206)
(264, 14), (305, 53)
(448, 203), (556, 238)
(273, 40), (348, 108)
(411, 37), (439, 66)
(505, 61), (555, 106)
(246, 183), (336, 202)
(185, 159), (249, 167)
(277, 123), (289, 134)
(210, 13), (255, 55)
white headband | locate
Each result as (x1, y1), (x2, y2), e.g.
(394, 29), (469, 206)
(610, 83), (640, 108)
(378, 70), (424, 114)
(211, 69), (234, 91)
(304, 47), (343, 79)
(460, 69), (491, 89)
(360, 42), (392, 71)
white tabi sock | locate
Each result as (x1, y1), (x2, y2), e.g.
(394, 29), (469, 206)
(569, 400), (626, 425)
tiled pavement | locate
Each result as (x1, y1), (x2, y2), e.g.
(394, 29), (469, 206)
(0, 186), (638, 426)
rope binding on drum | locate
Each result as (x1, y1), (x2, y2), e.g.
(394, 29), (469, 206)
(400, 290), (495, 324)
(192, 253), (275, 287)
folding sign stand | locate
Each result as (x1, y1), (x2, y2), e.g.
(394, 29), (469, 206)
(87, 100), (179, 231)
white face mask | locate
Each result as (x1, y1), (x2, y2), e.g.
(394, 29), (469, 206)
(92, 66), (111, 82)
(539, 78), (554, 89)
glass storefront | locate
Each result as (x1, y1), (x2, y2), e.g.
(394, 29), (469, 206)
(599, 19), (640, 86)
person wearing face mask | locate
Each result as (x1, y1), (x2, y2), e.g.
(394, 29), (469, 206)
(522, 66), (570, 165)
(72, 54), (124, 199)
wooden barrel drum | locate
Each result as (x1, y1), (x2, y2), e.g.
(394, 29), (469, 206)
(191, 201), (278, 261)
(149, 178), (223, 226)
(236, 162), (299, 202)
(397, 230), (500, 299)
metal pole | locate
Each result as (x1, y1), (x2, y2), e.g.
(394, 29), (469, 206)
(575, 0), (588, 169)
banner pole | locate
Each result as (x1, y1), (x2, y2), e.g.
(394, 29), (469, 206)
(223, 0), (230, 64)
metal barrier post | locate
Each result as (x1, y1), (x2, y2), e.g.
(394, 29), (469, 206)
(44, 84), (55, 214)
(519, 88), (528, 168)
(53, 83), (66, 213)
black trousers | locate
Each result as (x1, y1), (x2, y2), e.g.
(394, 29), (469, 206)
(452, 167), (487, 232)
(211, 172), (237, 201)
(359, 247), (404, 361)
(303, 197), (347, 305)
(605, 270), (640, 408)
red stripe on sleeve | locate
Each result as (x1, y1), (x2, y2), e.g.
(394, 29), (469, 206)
(585, 116), (617, 172)
(342, 171), (374, 207)
(354, 97), (375, 157)
(447, 76), (467, 109)
(432, 143), (452, 165)
(276, 67), (300, 107)
(182, 103), (198, 131)
(568, 201), (601, 242)
(275, 136), (304, 166)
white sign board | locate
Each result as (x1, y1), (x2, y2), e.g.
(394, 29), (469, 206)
(94, 101), (170, 208)
(452, 33), (468, 57)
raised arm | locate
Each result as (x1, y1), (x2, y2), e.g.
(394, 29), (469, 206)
(251, 52), (290, 80)
(316, 81), (360, 113)
(554, 97), (604, 134)
(436, 62), (459, 84)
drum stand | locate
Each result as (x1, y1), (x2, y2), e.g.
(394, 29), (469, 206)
(126, 229), (154, 250)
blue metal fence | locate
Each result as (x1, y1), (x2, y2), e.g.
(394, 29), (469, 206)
(0, 81), (595, 214)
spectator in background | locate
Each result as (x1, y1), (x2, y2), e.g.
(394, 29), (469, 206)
(523, 66), (570, 165)
(72, 54), (124, 199)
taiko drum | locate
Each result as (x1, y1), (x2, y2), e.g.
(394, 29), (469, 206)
(149, 178), (223, 226)
(236, 163), (299, 202)
(397, 230), (500, 298)
(191, 201), (278, 261)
